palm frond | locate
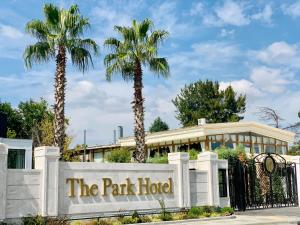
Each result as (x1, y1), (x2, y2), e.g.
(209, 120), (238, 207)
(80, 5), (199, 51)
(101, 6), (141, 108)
(148, 30), (169, 46)
(43, 4), (60, 29)
(114, 25), (136, 43)
(70, 47), (93, 72)
(149, 57), (170, 77)
(104, 37), (121, 49)
(25, 20), (49, 41)
(24, 42), (54, 68)
(138, 19), (153, 39)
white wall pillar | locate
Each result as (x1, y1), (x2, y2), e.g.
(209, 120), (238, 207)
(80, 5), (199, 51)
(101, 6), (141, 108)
(168, 152), (190, 208)
(0, 143), (8, 221)
(196, 151), (220, 206)
(34, 146), (60, 217)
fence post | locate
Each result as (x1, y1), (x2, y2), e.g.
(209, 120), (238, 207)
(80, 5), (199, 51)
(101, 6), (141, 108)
(288, 156), (300, 207)
(197, 151), (220, 206)
(34, 146), (60, 217)
(168, 152), (190, 208)
(0, 143), (8, 221)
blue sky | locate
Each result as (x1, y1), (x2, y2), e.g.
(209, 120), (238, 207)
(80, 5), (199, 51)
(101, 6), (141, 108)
(1, 0), (300, 146)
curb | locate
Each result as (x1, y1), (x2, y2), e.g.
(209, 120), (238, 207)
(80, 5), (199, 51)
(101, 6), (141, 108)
(131, 215), (236, 225)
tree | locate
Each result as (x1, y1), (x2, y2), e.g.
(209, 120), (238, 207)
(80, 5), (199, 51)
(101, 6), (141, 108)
(172, 80), (246, 127)
(0, 102), (24, 138)
(104, 19), (169, 162)
(256, 107), (283, 128)
(149, 117), (169, 133)
(24, 4), (99, 152)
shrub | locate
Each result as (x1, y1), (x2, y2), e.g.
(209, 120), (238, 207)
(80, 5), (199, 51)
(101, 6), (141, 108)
(216, 145), (247, 161)
(22, 215), (69, 225)
(202, 212), (211, 217)
(94, 219), (115, 225)
(146, 154), (168, 164)
(106, 148), (131, 163)
(22, 215), (44, 225)
(188, 206), (203, 216)
(188, 149), (198, 160)
(221, 207), (234, 215)
(121, 217), (138, 224)
(158, 199), (173, 221)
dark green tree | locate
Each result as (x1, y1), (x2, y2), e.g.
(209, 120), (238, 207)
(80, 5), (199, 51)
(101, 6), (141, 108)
(149, 117), (169, 133)
(172, 80), (246, 127)
(0, 102), (24, 138)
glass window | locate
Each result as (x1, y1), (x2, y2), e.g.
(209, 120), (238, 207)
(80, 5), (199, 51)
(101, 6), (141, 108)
(239, 134), (245, 142)
(251, 135), (257, 144)
(230, 134), (237, 142)
(265, 145), (275, 153)
(270, 138), (275, 144)
(94, 152), (104, 162)
(257, 136), (262, 143)
(219, 169), (227, 197)
(254, 144), (262, 154)
(263, 137), (269, 144)
(245, 135), (250, 142)
(8, 149), (25, 169)
(216, 135), (223, 141)
(211, 141), (222, 150)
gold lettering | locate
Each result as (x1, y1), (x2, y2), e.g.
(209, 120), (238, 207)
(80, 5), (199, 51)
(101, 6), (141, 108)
(168, 178), (173, 193)
(126, 178), (135, 195)
(120, 184), (126, 195)
(112, 184), (119, 196)
(102, 178), (112, 196)
(150, 183), (158, 194)
(138, 178), (150, 195)
(157, 182), (162, 194)
(162, 183), (169, 193)
(66, 178), (79, 197)
(80, 179), (90, 196)
(90, 184), (98, 196)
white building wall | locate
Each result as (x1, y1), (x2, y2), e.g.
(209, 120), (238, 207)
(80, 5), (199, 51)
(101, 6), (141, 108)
(0, 138), (33, 169)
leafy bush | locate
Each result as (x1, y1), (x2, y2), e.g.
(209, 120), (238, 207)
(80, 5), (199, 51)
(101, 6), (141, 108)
(202, 212), (211, 217)
(146, 154), (168, 164)
(22, 215), (69, 225)
(158, 199), (173, 221)
(188, 149), (198, 160)
(216, 145), (247, 161)
(22, 215), (44, 225)
(221, 207), (234, 215)
(106, 148), (131, 163)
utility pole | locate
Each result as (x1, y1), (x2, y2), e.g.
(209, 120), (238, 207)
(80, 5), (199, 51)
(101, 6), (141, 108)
(83, 129), (86, 162)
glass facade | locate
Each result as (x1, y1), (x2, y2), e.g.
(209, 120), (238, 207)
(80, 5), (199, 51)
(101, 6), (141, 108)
(7, 149), (25, 169)
(207, 132), (288, 154)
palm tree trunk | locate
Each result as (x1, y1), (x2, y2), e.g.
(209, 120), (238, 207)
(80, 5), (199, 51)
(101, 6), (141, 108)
(133, 59), (146, 163)
(54, 45), (66, 153)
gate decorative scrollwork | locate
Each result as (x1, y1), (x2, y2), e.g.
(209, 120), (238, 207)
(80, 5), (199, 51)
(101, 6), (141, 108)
(229, 153), (298, 211)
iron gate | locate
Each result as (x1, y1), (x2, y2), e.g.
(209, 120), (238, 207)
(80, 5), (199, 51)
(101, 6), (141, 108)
(229, 153), (298, 211)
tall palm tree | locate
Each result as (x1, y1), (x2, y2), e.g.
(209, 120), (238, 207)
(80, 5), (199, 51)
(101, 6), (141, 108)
(24, 4), (99, 152)
(104, 19), (169, 162)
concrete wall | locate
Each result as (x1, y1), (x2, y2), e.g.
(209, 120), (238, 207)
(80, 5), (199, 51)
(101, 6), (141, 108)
(0, 145), (230, 222)
(6, 170), (41, 219)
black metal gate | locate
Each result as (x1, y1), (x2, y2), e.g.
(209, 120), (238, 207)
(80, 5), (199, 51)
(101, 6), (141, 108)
(229, 153), (298, 211)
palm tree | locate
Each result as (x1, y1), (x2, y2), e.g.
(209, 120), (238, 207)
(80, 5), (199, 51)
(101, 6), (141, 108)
(24, 4), (99, 152)
(104, 19), (169, 162)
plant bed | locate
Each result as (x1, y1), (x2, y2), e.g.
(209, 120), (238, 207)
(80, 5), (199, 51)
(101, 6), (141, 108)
(69, 206), (234, 225)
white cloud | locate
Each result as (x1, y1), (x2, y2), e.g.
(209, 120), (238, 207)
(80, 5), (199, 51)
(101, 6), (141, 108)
(0, 24), (23, 39)
(220, 29), (235, 37)
(251, 4), (273, 24)
(250, 66), (294, 94)
(282, 2), (300, 18)
(190, 2), (204, 16)
(215, 0), (249, 26)
(219, 79), (262, 99)
(252, 41), (300, 68)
